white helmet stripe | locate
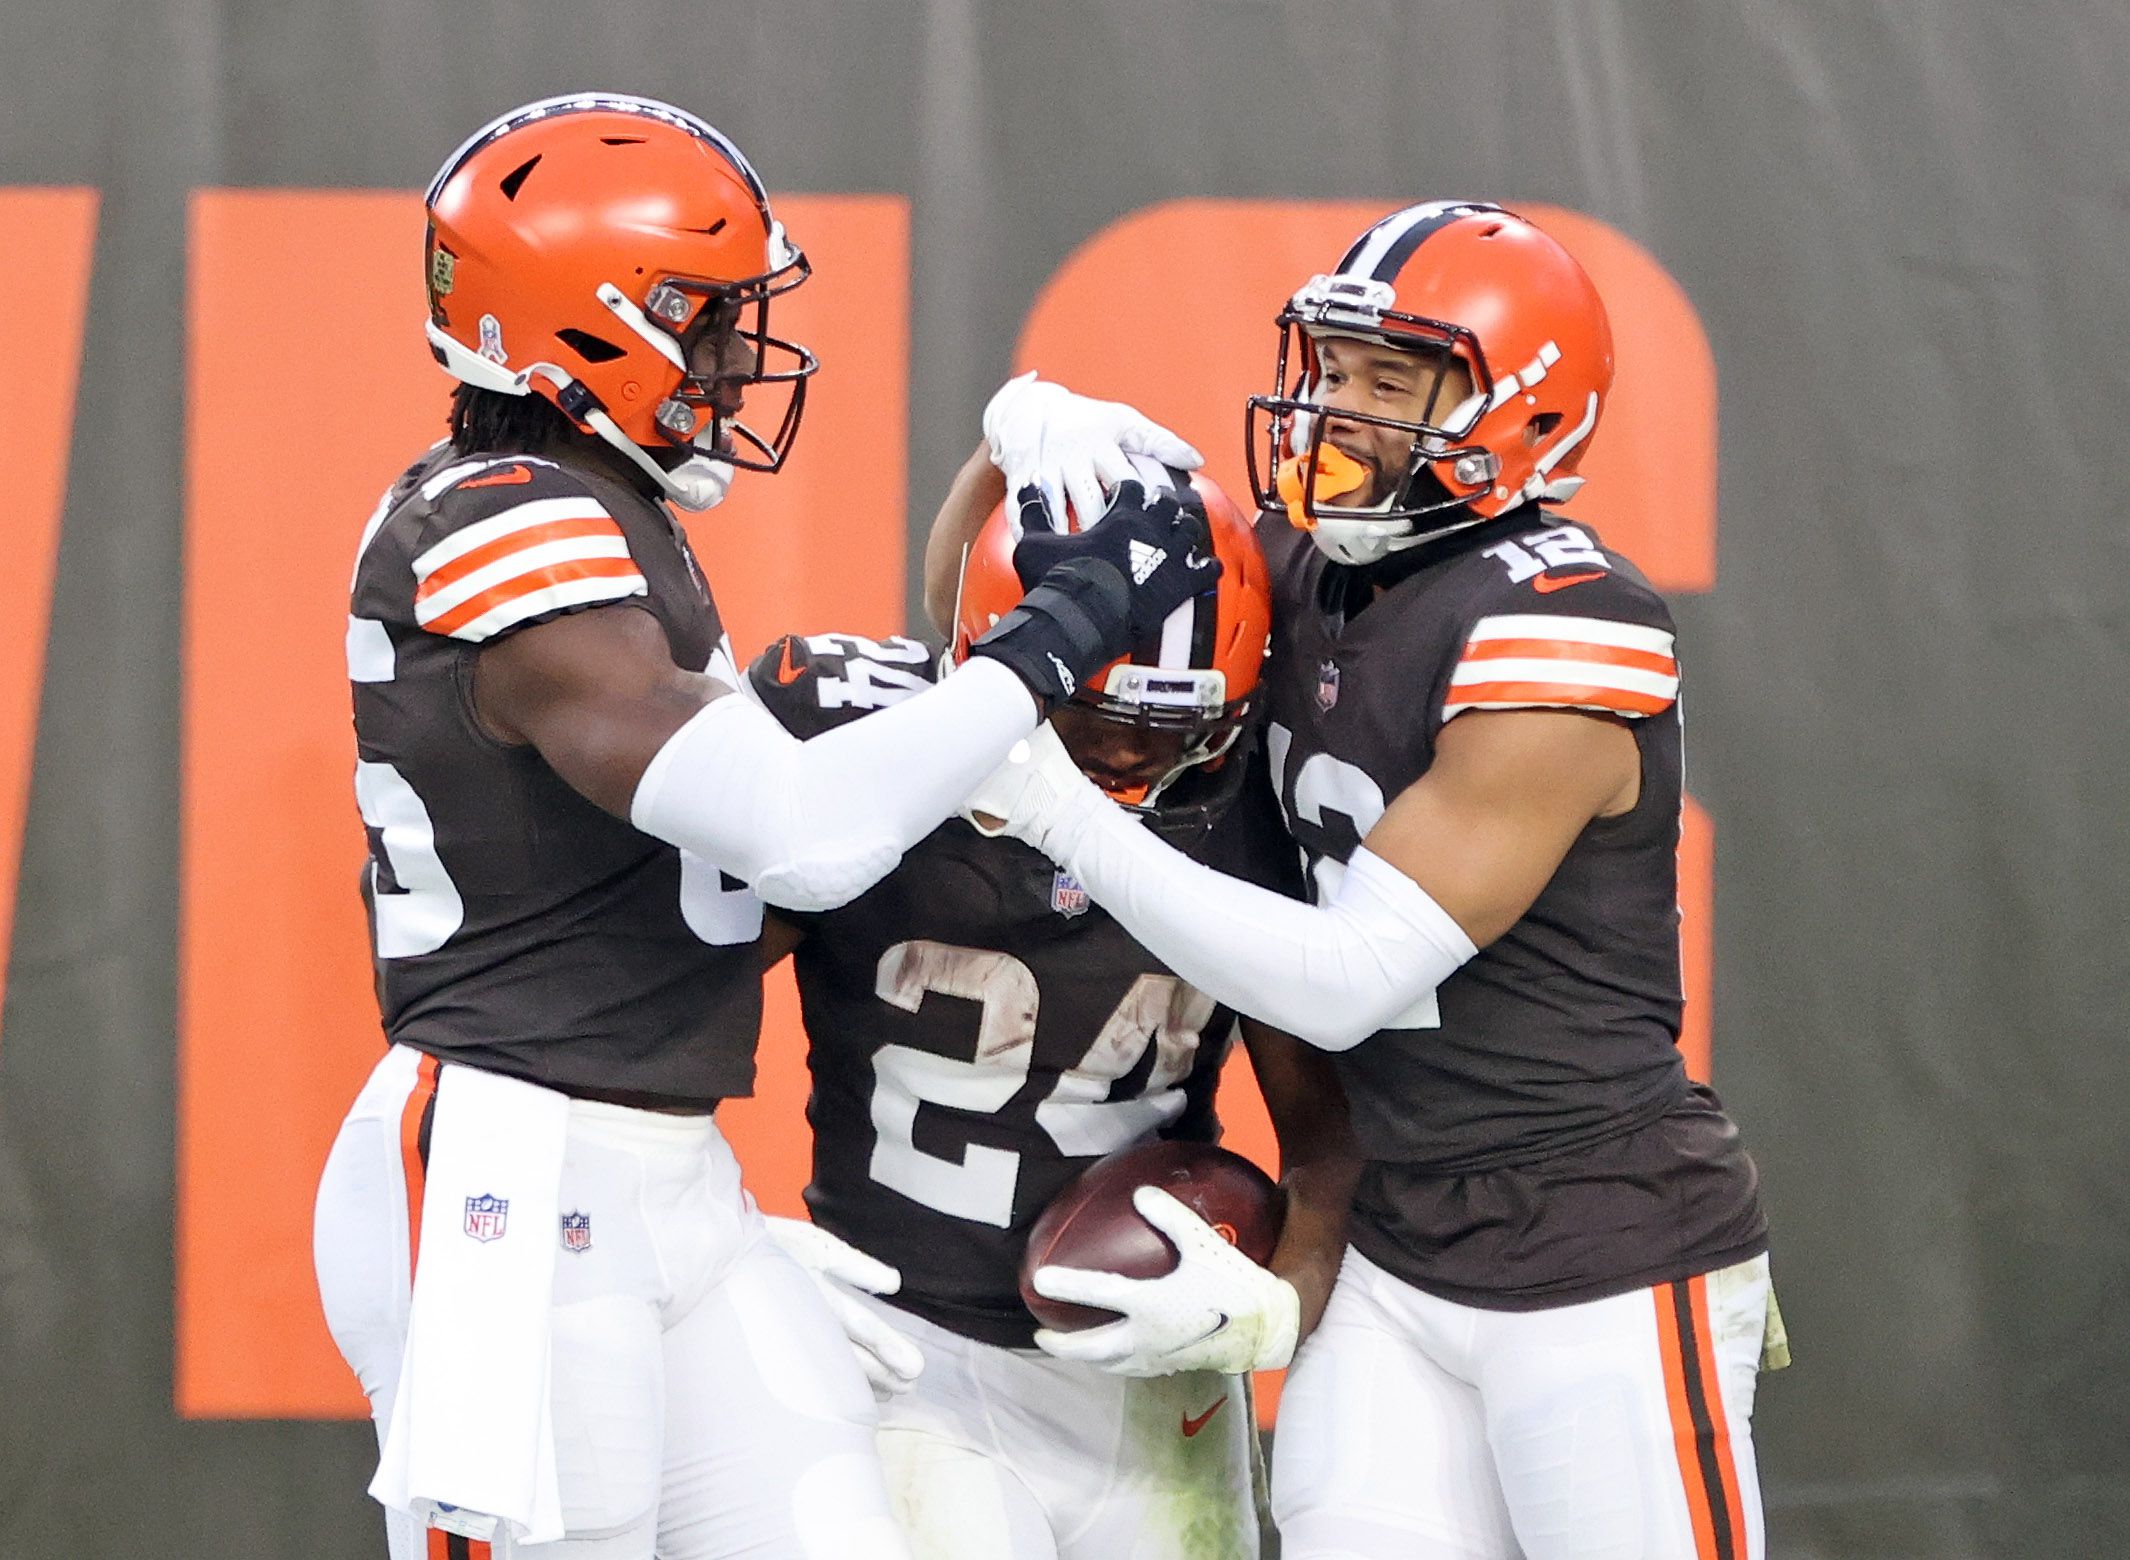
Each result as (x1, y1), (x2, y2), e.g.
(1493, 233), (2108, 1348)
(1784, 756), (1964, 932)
(1335, 200), (1501, 282)
(1156, 596), (1195, 670)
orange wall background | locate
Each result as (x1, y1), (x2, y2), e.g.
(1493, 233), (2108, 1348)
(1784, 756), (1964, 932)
(177, 190), (909, 1417)
(0, 190), (99, 1056)
(176, 194), (1712, 1421)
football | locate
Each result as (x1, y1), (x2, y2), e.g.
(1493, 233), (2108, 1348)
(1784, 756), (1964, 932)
(1018, 1139), (1284, 1332)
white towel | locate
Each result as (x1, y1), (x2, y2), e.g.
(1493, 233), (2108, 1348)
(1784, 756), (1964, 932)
(370, 1062), (571, 1545)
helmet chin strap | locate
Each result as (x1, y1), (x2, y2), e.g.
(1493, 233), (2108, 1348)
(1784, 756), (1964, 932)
(1306, 518), (1420, 567)
(1279, 440), (1416, 565)
(662, 456), (737, 512)
(426, 315), (737, 511)
(1302, 459), (1490, 567)
(579, 403), (734, 510)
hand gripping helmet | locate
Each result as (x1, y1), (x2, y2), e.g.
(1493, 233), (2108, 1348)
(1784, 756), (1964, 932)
(423, 93), (817, 511)
(952, 461), (1272, 810)
(1247, 201), (1614, 566)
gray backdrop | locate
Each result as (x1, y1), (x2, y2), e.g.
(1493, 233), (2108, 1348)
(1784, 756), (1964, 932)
(2, 1), (2125, 1555)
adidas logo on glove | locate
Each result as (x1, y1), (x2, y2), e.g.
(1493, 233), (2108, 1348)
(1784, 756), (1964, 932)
(1129, 539), (1169, 585)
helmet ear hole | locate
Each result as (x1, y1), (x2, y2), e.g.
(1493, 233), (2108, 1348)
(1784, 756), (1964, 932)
(1523, 410), (1563, 447)
(498, 155), (542, 200)
(557, 328), (627, 364)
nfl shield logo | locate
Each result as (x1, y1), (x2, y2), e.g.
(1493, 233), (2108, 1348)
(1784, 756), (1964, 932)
(1050, 870), (1090, 918)
(560, 1211), (592, 1254)
(1315, 659), (1341, 711)
(463, 1193), (509, 1243)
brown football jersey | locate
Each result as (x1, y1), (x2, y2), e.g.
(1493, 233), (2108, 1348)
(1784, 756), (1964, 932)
(751, 632), (1301, 1346)
(347, 444), (764, 1107)
(1260, 507), (1766, 1308)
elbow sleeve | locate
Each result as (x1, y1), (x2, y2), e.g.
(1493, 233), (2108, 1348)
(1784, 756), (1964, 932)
(1058, 799), (1478, 1050)
(629, 658), (1036, 911)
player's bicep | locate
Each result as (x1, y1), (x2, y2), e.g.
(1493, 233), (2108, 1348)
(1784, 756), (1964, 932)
(1362, 707), (1639, 949)
(472, 603), (725, 817)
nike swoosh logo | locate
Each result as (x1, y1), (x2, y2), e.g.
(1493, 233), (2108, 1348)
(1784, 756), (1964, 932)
(1181, 1393), (1229, 1438)
(462, 463), (535, 489)
(773, 638), (804, 685)
(1533, 570), (1605, 593)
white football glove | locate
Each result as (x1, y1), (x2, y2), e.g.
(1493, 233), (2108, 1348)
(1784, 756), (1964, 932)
(959, 720), (1102, 853)
(1029, 1186), (1300, 1378)
(762, 1216), (926, 1397)
(982, 371), (1204, 532)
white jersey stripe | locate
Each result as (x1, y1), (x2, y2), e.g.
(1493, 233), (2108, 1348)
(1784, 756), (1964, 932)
(414, 534), (635, 625)
(348, 487), (397, 590)
(1449, 658), (1679, 699)
(1466, 614), (1676, 657)
(444, 573), (650, 645)
(411, 496), (616, 580)
(346, 615), (395, 683)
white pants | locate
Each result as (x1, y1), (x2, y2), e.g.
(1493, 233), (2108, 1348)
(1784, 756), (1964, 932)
(1272, 1247), (1771, 1560)
(845, 1290), (1262, 1560)
(314, 1045), (909, 1559)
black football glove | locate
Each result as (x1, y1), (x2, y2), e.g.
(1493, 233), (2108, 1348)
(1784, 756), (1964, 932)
(969, 480), (1222, 711)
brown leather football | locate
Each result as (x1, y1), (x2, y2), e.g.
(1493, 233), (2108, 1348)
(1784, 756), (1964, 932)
(1018, 1139), (1284, 1332)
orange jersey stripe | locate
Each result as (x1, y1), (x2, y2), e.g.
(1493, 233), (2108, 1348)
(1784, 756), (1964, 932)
(1685, 1272), (1751, 1553)
(1444, 679), (1673, 717)
(1655, 1281), (1724, 1559)
(423, 557), (643, 638)
(413, 517), (625, 603)
(1459, 637), (1678, 676)
(399, 1053), (439, 1280)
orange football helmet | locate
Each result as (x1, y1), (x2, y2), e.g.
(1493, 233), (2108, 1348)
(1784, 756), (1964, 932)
(423, 93), (816, 510)
(952, 464), (1272, 808)
(1247, 201), (1615, 565)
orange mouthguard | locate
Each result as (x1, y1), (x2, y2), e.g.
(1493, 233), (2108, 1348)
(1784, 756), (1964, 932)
(1276, 442), (1371, 530)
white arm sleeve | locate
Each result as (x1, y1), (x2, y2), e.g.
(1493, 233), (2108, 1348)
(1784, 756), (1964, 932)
(629, 656), (1037, 911)
(1042, 792), (1478, 1051)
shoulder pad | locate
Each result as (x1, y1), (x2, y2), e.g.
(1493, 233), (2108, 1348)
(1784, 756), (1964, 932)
(746, 632), (939, 737)
(1446, 517), (1677, 723)
(405, 456), (646, 644)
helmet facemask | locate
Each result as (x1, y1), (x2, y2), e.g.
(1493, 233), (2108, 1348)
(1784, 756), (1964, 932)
(1247, 275), (1504, 566)
(630, 238), (816, 477)
(1052, 662), (1254, 810)
(420, 92), (820, 513)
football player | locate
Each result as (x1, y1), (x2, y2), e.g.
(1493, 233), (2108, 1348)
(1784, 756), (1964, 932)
(310, 94), (1214, 1560)
(750, 471), (1360, 1559)
(945, 204), (1781, 1559)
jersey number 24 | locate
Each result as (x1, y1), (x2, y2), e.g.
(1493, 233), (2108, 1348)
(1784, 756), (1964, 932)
(868, 940), (1217, 1228)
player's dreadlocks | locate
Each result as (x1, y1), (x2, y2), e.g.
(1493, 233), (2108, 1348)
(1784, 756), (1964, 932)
(447, 384), (584, 458)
